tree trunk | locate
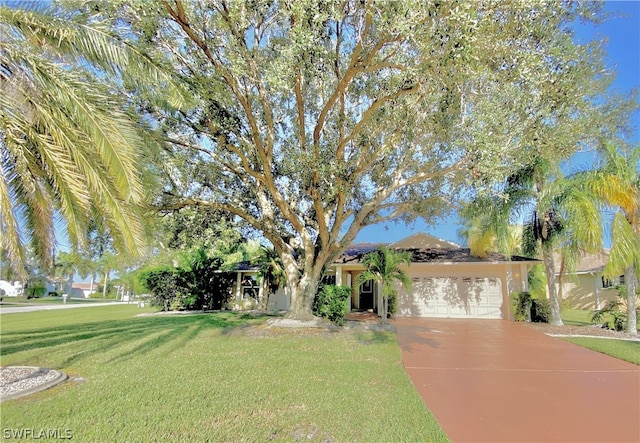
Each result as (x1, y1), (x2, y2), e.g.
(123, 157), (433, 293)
(625, 266), (637, 336)
(89, 273), (95, 298)
(285, 274), (319, 321)
(381, 293), (388, 325)
(102, 272), (108, 298)
(543, 247), (563, 326)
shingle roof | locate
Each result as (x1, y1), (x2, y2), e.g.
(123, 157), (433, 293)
(552, 251), (609, 274)
(335, 244), (537, 264)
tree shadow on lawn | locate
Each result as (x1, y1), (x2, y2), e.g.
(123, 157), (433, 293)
(0, 312), (269, 366)
(354, 330), (396, 345)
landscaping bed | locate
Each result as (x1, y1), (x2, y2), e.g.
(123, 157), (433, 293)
(523, 322), (639, 340)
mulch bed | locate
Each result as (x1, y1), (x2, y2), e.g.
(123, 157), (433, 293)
(523, 322), (639, 340)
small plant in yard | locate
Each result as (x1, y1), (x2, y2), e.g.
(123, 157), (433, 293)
(313, 284), (351, 325)
(591, 285), (640, 332)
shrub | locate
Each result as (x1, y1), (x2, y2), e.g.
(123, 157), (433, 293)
(138, 266), (183, 311)
(511, 292), (532, 322)
(137, 263), (235, 311)
(591, 286), (639, 331)
(314, 285), (351, 326)
(531, 298), (551, 323)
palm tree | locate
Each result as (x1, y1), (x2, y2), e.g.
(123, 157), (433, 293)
(356, 246), (412, 324)
(463, 156), (603, 326)
(76, 255), (98, 297)
(0, 5), (186, 278)
(52, 251), (79, 291)
(581, 143), (639, 335)
(459, 220), (523, 259)
(97, 251), (120, 298)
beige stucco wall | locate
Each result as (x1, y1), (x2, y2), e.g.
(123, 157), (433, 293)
(334, 262), (533, 318)
(556, 274), (619, 310)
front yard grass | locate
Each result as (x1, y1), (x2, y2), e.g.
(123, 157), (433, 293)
(561, 337), (640, 365)
(561, 309), (597, 326)
(0, 295), (118, 305)
(0, 306), (448, 442)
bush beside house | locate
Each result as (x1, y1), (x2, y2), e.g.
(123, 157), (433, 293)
(313, 285), (351, 326)
(511, 291), (550, 323)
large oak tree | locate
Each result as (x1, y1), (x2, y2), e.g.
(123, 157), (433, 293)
(74, 0), (622, 319)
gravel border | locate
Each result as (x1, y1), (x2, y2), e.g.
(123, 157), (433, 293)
(0, 366), (67, 402)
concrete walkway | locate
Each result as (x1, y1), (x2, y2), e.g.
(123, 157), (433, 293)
(0, 301), (129, 314)
(394, 318), (640, 443)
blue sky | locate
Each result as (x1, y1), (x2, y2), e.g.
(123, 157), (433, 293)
(355, 1), (640, 246)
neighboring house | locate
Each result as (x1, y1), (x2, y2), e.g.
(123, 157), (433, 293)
(553, 251), (622, 310)
(0, 280), (24, 297)
(65, 282), (97, 298)
(231, 232), (538, 320)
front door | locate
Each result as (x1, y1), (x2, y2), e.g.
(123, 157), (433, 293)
(359, 280), (374, 310)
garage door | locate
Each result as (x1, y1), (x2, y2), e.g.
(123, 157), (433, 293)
(397, 276), (503, 319)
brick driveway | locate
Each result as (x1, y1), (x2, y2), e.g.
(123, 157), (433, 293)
(394, 318), (640, 443)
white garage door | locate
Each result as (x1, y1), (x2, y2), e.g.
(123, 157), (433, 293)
(397, 276), (503, 319)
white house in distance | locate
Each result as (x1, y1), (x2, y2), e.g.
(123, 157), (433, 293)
(0, 280), (23, 297)
(66, 282), (98, 299)
(233, 233), (538, 320)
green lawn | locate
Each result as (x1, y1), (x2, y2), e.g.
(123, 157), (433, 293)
(0, 295), (119, 305)
(561, 309), (597, 326)
(560, 309), (640, 365)
(0, 306), (448, 442)
(561, 337), (640, 365)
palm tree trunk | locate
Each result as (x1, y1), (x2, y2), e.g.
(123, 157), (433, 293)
(102, 272), (108, 298)
(89, 273), (95, 298)
(625, 266), (637, 336)
(543, 246), (564, 326)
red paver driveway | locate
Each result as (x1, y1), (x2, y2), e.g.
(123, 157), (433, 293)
(394, 318), (640, 443)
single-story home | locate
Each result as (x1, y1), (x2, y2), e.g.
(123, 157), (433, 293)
(0, 280), (23, 297)
(231, 232), (539, 320)
(553, 250), (623, 310)
(65, 282), (97, 298)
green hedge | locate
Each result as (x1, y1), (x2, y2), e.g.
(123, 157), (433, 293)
(314, 285), (351, 326)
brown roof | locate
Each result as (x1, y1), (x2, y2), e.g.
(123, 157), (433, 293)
(553, 251), (609, 274)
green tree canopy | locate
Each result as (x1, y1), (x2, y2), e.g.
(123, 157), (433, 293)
(60, 0), (633, 319)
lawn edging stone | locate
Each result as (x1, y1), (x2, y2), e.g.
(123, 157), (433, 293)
(1, 366), (68, 402)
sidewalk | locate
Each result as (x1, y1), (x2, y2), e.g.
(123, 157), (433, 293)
(0, 301), (129, 314)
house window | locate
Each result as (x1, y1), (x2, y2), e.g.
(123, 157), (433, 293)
(602, 275), (626, 289)
(241, 275), (259, 299)
(321, 275), (336, 286)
